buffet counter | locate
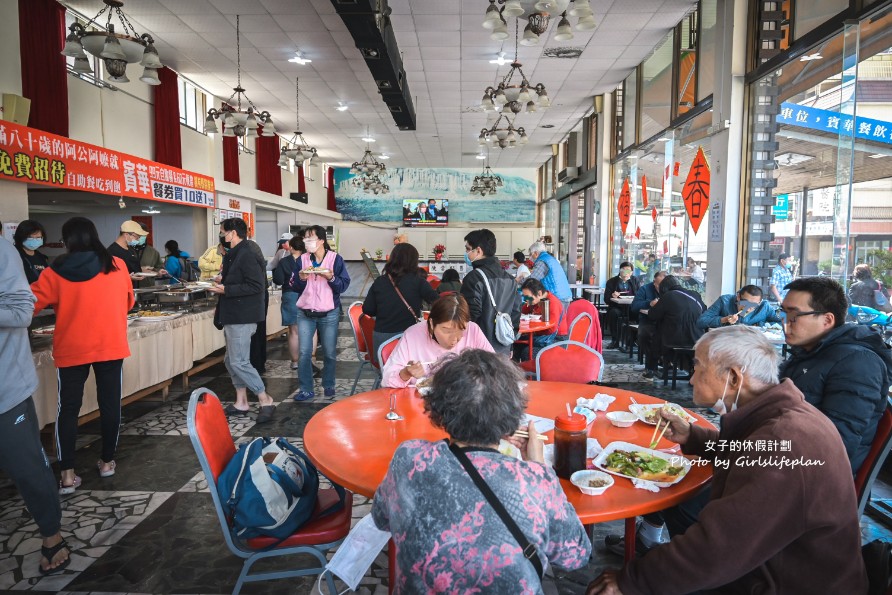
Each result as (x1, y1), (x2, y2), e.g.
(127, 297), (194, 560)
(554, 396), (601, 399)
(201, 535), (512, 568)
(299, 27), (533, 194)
(30, 292), (284, 430)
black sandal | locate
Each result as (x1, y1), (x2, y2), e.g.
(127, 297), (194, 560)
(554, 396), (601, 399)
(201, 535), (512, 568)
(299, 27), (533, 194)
(224, 404), (250, 416)
(256, 405), (276, 424)
(39, 539), (72, 575)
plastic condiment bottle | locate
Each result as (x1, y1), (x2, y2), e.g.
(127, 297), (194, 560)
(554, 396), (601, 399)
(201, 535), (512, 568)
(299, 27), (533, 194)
(543, 298), (550, 324)
(553, 412), (587, 479)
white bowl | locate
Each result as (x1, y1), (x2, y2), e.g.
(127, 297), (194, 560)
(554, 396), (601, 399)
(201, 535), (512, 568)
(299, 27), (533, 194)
(571, 470), (614, 496)
(606, 411), (638, 428)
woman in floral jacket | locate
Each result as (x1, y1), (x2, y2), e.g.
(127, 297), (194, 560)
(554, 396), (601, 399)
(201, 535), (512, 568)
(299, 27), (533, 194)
(372, 349), (591, 594)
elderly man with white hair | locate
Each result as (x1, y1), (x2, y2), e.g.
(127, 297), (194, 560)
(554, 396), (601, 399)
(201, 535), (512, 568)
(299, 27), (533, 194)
(589, 325), (866, 595)
(528, 241), (572, 312)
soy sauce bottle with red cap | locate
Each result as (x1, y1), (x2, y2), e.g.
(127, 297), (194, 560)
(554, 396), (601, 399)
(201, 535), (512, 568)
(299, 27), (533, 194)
(553, 411), (588, 479)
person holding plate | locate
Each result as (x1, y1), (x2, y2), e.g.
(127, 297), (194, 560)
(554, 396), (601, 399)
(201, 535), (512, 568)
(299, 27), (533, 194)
(290, 225), (350, 401)
(31, 217), (134, 493)
(381, 294), (493, 388)
(590, 326), (866, 595)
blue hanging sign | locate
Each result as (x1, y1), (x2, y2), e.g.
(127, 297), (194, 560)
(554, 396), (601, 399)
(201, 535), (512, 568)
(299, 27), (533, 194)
(777, 102), (892, 145)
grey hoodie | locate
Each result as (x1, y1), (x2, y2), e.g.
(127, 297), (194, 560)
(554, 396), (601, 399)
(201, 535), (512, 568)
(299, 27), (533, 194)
(0, 237), (39, 414)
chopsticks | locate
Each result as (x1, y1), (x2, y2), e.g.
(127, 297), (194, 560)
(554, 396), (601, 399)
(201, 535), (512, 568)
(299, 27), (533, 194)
(649, 416), (671, 449)
(513, 429), (548, 441)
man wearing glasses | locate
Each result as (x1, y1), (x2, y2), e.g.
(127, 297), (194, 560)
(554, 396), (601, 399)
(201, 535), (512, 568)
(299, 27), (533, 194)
(779, 277), (892, 473)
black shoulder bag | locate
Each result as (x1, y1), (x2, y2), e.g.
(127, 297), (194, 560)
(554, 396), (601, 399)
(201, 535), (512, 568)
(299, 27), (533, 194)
(447, 441), (544, 579)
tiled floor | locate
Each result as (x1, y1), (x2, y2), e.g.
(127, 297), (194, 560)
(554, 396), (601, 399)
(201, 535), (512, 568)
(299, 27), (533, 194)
(1, 314), (889, 594)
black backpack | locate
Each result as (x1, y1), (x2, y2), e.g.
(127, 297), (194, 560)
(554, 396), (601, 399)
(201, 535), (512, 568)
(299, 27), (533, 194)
(178, 257), (198, 282)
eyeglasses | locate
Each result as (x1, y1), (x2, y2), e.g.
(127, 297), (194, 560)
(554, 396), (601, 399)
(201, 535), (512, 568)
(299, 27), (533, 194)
(780, 310), (826, 325)
(464, 245), (474, 253)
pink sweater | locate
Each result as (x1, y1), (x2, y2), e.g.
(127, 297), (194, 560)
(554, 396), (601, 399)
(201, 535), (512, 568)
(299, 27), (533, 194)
(381, 320), (495, 388)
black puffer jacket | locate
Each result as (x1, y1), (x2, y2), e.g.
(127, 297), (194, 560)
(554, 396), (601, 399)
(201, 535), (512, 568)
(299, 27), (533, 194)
(780, 324), (892, 473)
(460, 256), (521, 355)
(647, 286), (706, 352)
(849, 276), (891, 312)
(218, 239), (267, 326)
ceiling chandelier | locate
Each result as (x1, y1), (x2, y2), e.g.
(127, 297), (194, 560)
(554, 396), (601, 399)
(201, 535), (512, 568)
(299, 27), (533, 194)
(350, 131), (389, 194)
(469, 159), (503, 196)
(481, 20), (550, 114)
(204, 16), (275, 139)
(478, 113), (529, 149)
(353, 173), (390, 195)
(482, 0), (596, 44)
(61, 0), (163, 85)
(278, 78), (319, 168)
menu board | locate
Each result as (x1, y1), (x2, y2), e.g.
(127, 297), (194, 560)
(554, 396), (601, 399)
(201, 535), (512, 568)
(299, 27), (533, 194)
(361, 250), (381, 279)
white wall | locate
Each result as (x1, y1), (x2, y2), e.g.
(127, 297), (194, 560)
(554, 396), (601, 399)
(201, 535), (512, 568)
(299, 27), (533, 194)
(0, 1), (21, 98)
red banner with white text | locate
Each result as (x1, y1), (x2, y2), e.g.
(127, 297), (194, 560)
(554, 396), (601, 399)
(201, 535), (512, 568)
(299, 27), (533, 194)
(0, 120), (215, 208)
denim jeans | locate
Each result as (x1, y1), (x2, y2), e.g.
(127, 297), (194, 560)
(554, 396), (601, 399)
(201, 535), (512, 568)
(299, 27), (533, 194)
(224, 323), (266, 395)
(297, 308), (339, 393)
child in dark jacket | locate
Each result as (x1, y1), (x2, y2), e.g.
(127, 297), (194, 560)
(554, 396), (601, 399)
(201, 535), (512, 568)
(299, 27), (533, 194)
(437, 268), (462, 294)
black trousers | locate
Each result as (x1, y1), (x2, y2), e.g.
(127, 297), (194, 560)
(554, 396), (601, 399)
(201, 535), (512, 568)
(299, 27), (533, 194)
(637, 322), (658, 370)
(56, 359), (123, 470)
(250, 290), (270, 375)
(605, 307), (626, 343)
(0, 397), (61, 537)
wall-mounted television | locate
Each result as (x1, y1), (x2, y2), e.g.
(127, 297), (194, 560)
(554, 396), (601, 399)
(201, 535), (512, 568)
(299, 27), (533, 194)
(402, 199), (448, 227)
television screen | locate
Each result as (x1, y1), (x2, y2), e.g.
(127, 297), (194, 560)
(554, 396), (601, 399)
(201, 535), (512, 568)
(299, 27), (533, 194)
(403, 199), (448, 227)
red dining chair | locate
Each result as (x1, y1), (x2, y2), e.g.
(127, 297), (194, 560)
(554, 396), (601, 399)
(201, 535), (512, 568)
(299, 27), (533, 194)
(359, 313), (379, 371)
(568, 312), (593, 344)
(856, 397), (892, 516)
(535, 340), (605, 384)
(187, 388), (353, 595)
(427, 275), (441, 290)
(377, 334), (403, 371)
(348, 301), (373, 395)
(567, 299), (603, 353)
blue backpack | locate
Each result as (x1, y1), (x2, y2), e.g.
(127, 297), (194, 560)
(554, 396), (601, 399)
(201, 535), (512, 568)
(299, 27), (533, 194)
(217, 437), (345, 541)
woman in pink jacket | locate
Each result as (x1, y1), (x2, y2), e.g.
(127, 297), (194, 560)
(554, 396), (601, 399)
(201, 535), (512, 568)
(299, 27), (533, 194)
(382, 294), (494, 388)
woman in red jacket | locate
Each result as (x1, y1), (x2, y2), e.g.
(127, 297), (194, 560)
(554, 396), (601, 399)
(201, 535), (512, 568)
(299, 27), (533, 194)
(32, 217), (134, 495)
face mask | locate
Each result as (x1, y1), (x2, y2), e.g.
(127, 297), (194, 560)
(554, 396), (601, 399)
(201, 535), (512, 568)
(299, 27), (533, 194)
(23, 238), (43, 250)
(304, 239), (319, 253)
(464, 251), (474, 267)
(324, 513), (391, 591)
(219, 234), (226, 244)
(710, 365), (747, 415)
(127, 239), (139, 247)
(137, 235), (147, 246)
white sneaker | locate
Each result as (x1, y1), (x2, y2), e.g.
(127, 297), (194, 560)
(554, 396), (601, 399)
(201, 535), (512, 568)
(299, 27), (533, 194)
(290, 362), (298, 370)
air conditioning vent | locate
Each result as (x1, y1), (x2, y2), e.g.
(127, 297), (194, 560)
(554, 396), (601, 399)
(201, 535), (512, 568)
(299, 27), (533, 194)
(558, 167), (579, 183)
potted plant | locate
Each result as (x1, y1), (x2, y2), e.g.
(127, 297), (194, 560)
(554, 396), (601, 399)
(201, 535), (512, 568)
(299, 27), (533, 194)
(375, 248), (384, 260)
(432, 244), (446, 261)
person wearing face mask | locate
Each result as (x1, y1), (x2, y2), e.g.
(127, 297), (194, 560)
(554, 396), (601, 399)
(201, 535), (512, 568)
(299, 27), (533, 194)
(13, 219), (50, 284)
(603, 261), (641, 349)
(131, 223), (166, 288)
(289, 225), (351, 401)
(697, 285), (782, 330)
(513, 277), (566, 361)
(459, 229), (521, 355)
(769, 252), (794, 303)
(107, 220), (147, 277)
(591, 325), (867, 595)
(198, 238), (225, 281)
(381, 294), (494, 389)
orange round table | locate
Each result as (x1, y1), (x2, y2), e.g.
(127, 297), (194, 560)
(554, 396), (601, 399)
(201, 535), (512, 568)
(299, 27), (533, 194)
(517, 319), (558, 360)
(304, 381), (714, 566)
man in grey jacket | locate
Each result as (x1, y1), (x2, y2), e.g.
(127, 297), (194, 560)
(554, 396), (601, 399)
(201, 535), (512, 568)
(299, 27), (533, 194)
(0, 237), (70, 574)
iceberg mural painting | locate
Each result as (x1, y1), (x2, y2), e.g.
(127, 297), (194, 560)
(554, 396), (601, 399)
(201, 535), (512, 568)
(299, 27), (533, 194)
(333, 167), (536, 223)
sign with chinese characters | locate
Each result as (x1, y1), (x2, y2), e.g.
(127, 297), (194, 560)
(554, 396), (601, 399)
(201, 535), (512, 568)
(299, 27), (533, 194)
(617, 177), (631, 236)
(682, 146), (710, 234)
(777, 102), (892, 145)
(215, 193), (254, 238)
(0, 121), (215, 208)
(709, 200), (723, 242)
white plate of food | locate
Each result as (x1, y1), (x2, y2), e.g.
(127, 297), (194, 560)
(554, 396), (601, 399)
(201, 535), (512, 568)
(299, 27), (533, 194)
(591, 441), (691, 488)
(415, 376), (433, 396)
(133, 271), (159, 277)
(32, 326), (55, 336)
(629, 403), (697, 425)
(612, 295), (634, 304)
(131, 310), (183, 322)
(520, 314), (542, 322)
(301, 267), (331, 275)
